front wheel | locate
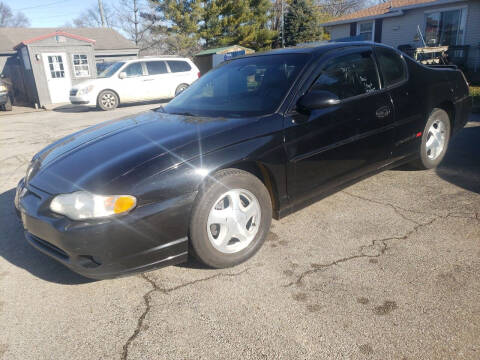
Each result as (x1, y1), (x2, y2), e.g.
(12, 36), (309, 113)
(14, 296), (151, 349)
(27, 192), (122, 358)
(413, 108), (451, 169)
(3, 96), (12, 111)
(97, 90), (119, 111)
(189, 169), (272, 268)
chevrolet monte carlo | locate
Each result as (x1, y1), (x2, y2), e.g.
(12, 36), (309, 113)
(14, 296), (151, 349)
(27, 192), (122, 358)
(15, 43), (471, 279)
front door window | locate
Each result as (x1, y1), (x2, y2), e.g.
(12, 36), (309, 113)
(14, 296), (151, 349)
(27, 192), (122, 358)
(47, 55), (65, 78)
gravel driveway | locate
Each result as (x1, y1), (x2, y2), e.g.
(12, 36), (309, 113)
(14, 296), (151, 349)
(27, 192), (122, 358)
(1, 106), (479, 360)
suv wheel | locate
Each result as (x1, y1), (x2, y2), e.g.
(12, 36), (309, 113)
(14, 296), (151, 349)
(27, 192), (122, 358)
(97, 90), (119, 111)
(3, 96), (12, 111)
(175, 84), (189, 96)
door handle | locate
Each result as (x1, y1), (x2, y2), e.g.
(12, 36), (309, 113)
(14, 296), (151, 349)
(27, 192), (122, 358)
(375, 106), (391, 119)
(143, 79), (154, 82)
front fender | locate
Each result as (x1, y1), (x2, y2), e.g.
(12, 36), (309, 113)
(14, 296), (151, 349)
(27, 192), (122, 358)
(131, 132), (287, 210)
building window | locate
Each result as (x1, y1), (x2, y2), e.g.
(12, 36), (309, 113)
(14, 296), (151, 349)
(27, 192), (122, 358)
(357, 21), (374, 41)
(73, 54), (90, 77)
(424, 8), (467, 46)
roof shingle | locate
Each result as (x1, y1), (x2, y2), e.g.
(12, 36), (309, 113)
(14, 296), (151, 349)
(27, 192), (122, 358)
(322, 0), (440, 25)
(0, 27), (138, 53)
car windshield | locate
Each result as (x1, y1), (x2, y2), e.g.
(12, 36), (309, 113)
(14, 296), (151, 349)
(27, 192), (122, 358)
(97, 62), (125, 78)
(164, 54), (309, 118)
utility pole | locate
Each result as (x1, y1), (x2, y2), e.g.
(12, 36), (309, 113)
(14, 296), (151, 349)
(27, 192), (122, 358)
(133, 0), (139, 46)
(281, 0), (285, 48)
(98, 0), (106, 27)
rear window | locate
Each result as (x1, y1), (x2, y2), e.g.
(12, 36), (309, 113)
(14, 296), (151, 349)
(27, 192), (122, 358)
(375, 47), (407, 87)
(146, 61), (168, 75)
(167, 60), (191, 73)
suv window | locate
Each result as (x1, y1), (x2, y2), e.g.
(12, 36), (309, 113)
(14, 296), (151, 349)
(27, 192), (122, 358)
(312, 51), (379, 100)
(124, 62), (143, 77)
(146, 61), (168, 75)
(375, 47), (407, 87)
(167, 60), (191, 73)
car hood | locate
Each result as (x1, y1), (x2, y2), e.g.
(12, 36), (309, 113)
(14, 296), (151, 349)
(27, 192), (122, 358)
(71, 78), (109, 90)
(27, 110), (266, 194)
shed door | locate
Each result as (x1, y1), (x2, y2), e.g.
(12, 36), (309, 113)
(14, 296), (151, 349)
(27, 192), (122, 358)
(42, 53), (71, 103)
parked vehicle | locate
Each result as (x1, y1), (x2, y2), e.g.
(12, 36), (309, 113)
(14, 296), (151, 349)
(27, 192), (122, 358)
(0, 75), (13, 111)
(69, 57), (200, 110)
(16, 42), (471, 279)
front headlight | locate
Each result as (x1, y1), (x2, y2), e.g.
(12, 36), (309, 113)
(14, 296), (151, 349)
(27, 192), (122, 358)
(50, 191), (136, 220)
(0, 84), (7, 92)
(77, 85), (94, 95)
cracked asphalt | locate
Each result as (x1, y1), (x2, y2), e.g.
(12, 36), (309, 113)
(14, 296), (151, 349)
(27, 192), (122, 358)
(1, 106), (479, 360)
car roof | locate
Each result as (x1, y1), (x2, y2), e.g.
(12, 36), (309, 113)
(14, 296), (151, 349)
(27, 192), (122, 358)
(236, 41), (392, 59)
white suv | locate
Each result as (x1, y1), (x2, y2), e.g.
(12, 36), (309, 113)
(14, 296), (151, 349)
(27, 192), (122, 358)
(69, 57), (200, 110)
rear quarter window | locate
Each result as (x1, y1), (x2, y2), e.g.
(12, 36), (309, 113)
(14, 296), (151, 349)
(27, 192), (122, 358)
(167, 61), (192, 73)
(375, 47), (407, 87)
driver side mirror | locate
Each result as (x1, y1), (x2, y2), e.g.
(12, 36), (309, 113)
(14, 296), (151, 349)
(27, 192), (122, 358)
(119, 72), (127, 79)
(297, 90), (340, 113)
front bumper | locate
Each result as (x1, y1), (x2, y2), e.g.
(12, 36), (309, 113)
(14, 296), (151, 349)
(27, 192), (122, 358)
(69, 95), (93, 105)
(15, 179), (194, 279)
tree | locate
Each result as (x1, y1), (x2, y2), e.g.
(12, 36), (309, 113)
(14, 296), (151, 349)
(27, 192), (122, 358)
(148, 0), (204, 56)
(200, 0), (278, 51)
(316, 0), (364, 18)
(284, 0), (327, 46)
(72, 2), (117, 28)
(114, 0), (155, 48)
(0, 1), (30, 27)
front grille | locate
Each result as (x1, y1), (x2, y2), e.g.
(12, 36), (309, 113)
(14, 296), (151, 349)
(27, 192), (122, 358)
(29, 234), (69, 260)
(70, 89), (78, 96)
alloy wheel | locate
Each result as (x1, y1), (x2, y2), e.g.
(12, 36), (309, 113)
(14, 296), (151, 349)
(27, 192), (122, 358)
(101, 93), (116, 109)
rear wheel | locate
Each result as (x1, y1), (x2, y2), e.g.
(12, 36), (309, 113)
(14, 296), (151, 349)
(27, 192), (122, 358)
(189, 169), (272, 268)
(413, 108), (450, 169)
(175, 84), (189, 96)
(97, 90), (119, 111)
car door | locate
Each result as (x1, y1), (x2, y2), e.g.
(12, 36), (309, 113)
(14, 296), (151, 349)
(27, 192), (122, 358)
(117, 62), (146, 102)
(284, 47), (395, 201)
(374, 46), (422, 158)
(144, 60), (171, 100)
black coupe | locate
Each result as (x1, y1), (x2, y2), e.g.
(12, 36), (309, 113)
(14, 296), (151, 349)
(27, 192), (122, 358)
(15, 42), (471, 279)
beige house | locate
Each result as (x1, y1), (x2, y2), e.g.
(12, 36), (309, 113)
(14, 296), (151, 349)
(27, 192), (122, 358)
(321, 0), (480, 71)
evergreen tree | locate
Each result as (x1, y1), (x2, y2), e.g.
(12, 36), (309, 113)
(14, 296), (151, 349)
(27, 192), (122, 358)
(200, 0), (278, 51)
(284, 0), (326, 46)
(149, 0), (204, 56)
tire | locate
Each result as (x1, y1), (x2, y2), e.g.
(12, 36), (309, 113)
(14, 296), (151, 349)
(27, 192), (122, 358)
(3, 96), (12, 111)
(97, 90), (119, 111)
(189, 169), (272, 268)
(412, 108), (451, 169)
(175, 84), (189, 96)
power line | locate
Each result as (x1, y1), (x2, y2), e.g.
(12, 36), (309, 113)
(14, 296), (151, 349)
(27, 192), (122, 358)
(12, 0), (76, 12)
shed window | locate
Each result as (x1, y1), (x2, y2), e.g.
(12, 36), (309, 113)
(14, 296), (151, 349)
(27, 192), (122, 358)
(73, 54), (90, 77)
